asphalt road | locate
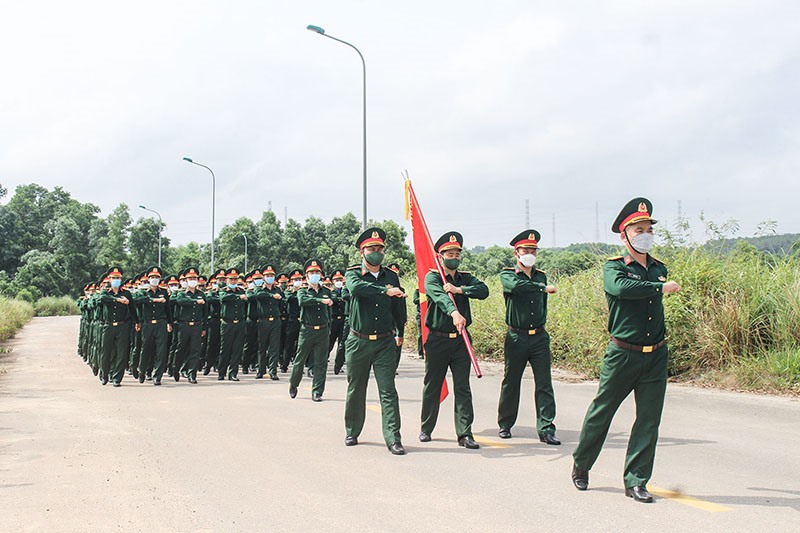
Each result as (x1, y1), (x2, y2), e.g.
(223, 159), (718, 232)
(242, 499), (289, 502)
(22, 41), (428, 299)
(1, 316), (798, 532)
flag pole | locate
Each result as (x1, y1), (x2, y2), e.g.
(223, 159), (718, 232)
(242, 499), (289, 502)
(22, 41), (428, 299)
(405, 176), (482, 379)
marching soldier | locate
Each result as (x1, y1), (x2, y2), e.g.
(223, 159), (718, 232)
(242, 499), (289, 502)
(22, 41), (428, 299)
(412, 289), (424, 359)
(419, 232), (489, 450)
(288, 259), (333, 401)
(97, 266), (137, 387)
(276, 272), (290, 372)
(497, 230), (560, 444)
(132, 266), (172, 386)
(217, 268), (248, 381)
(571, 197), (681, 503)
(250, 265), (284, 380)
(386, 262), (407, 370)
(171, 267), (207, 383)
(329, 269), (349, 375)
(166, 274), (181, 376)
(344, 228), (407, 455)
(281, 269), (303, 374)
(202, 269), (226, 375)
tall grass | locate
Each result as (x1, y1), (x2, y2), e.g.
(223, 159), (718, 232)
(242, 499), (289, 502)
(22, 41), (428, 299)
(0, 297), (35, 342)
(34, 296), (79, 316)
(403, 245), (800, 394)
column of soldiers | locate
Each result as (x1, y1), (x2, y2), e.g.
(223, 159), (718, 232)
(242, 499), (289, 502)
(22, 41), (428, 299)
(77, 197), (680, 503)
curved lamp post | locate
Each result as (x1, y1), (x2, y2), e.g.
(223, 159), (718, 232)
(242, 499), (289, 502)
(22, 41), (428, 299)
(241, 233), (248, 273)
(307, 24), (367, 229)
(182, 157), (216, 273)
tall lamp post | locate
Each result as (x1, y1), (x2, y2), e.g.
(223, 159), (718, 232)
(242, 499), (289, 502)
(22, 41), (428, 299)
(138, 205), (163, 268)
(306, 24), (368, 229)
(182, 157), (216, 273)
(241, 233), (248, 273)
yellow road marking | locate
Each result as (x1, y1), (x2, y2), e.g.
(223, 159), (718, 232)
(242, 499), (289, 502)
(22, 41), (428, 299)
(648, 485), (733, 513)
(473, 436), (512, 449)
(367, 405), (382, 413)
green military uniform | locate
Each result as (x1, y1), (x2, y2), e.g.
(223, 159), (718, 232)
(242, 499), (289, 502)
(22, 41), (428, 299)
(217, 268), (248, 381)
(386, 263), (407, 369)
(573, 197), (673, 501)
(282, 270), (303, 372)
(289, 259), (332, 400)
(132, 266), (172, 385)
(421, 232), (488, 444)
(249, 265), (284, 379)
(242, 272), (258, 374)
(412, 289), (424, 358)
(171, 267), (208, 383)
(497, 229), (558, 442)
(276, 273), (290, 372)
(97, 267), (137, 386)
(328, 269), (349, 374)
(344, 228), (407, 453)
(202, 269), (225, 375)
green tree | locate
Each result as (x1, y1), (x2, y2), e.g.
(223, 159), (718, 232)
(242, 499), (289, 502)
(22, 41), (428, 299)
(166, 242), (203, 275)
(255, 210), (283, 267)
(95, 204), (131, 268)
(216, 218), (258, 272)
(129, 217), (169, 274)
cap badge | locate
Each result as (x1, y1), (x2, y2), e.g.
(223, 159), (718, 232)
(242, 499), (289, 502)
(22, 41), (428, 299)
(371, 231), (379, 238)
(638, 202), (648, 213)
(528, 233), (536, 240)
(449, 235), (457, 242)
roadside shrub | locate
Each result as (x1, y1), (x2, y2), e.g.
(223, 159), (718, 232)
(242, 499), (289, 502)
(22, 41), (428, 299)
(35, 296), (79, 316)
(0, 297), (35, 342)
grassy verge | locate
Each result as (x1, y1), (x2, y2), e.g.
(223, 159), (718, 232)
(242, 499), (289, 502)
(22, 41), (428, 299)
(0, 297), (35, 343)
(34, 296), (79, 316)
(402, 244), (800, 395)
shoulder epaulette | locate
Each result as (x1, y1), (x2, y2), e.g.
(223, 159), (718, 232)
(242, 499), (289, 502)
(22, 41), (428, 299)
(346, 265), (360, 271)
(607, 255), (624, 262)
(457, 270), (471, 274)
(502, 267), (515, 271)
(650, 256), (666, 265)
(428, 268), (437, 272)
(536, 269), (547, 274)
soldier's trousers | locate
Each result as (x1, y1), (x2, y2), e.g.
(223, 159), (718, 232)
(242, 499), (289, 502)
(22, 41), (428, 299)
(328, 316), (346, 354)
(204, 318), (221, 370)
(573, 343), (668, 489)
(289, 325), (328, 395)
(140, 320), (169, 381)
(421, 334), (474, 439)
(243, 319), (258, 370)
(344, 334), (402, 446)
(497, 328), (556, 436)
(218, 320), (245, 379)
(333, 320), (349, 372)
(101, 322), (131, 384)
(175, 322), (204, 379)
(256, 319), (281, 376)
(129, 325), (141, 374)
(282, 319), (300, 370)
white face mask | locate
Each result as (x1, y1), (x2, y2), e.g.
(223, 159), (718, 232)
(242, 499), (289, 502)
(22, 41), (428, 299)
(149, 278), (160, 286)
(628, 232), (654, 254)
(169, 285), (180, 293)
(292, 280), (302, 288)
(334, 280), (343, 289)
(248, 282), (255, 290)
(212, 282), (219, 289)
(518, 253), (537, 267)
(187, 279), (198, 288)
(180, 280), (188, 288)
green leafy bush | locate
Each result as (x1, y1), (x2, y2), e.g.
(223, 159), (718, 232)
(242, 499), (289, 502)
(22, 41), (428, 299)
(0, 297), (35, 342)
(34, 296), (79, 316)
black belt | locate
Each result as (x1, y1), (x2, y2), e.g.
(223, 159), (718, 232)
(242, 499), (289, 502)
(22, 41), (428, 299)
(611, 337), (666, 353)
(179, 321), (201, 326)
(258, 317), (278, 322)
(350, 330), (394, 341)
(508, 326), (542, 336)
(110, 320), (129, 327)
(222, 319), (241, 324)
(147, 319), (166, 324)
(302, 324), (327, 330)
(334, 315), (344, 319)
(428, 330), (459, 339)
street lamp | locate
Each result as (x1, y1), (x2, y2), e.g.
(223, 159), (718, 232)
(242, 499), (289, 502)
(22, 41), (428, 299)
(182, 157), (216, 273)
(241, 233), (248, 273)
(138, 205), (163, 268)
(307, 24), (368, 229)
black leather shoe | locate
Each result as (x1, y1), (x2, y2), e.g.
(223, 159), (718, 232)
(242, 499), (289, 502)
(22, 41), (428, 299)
(173, 370), (180, 382)
(131, 368), (139, 379)
(333, 365), (342, 375)
(418, 432), (431, 442)
(539, 434), (561, 445)
(458, 435), (480, 449)
(138, 373), (145, 384)
(572, 464), (589, 491)
(289, 385), (298, 398)
(229, 375), (240, 382)
(625, 486), (653, 503)
(270, 373), (279, 380)
(202, 366), (211, 376)
(306, 368), (313, 377)
(280, 366), (288, 373)
(92, 366), (99, 376)
(154, 379), (161, 386)
(312, 392), (322, 402)
(345, 436), (358, 446)
(217, 375), (225, 381)
(388, 442), (406, 455)
(498, 428), (512, 439)
(100, 374), (108, 386)
(255, 373), (263, 379)
(188, 377), (197, 384)
(112, 381), (121, 387)
(242, 367), (249, 375)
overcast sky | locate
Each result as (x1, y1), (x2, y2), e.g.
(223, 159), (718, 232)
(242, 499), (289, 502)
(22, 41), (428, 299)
(2, 1), (799, 250)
